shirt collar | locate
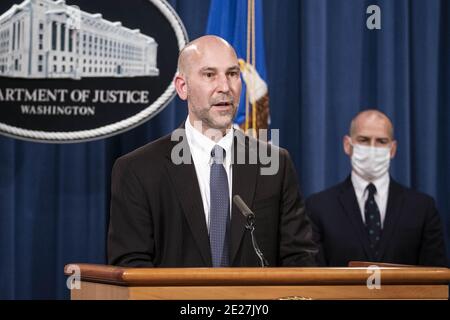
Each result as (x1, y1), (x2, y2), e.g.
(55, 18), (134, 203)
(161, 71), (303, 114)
(351, 171), (390, 198)
(185, 115), (234, 166)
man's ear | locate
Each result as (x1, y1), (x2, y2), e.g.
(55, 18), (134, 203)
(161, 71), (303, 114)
(174, 74), (188, 100)
(390, 140), (397, 158)
(343, 135), (352, 156)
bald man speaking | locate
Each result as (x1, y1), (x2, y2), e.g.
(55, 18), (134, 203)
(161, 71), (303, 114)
(107, 36), (318, 268)
(306, 110), (447, 267)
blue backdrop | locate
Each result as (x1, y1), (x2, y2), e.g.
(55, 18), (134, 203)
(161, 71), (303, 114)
(0, 0), (449, 299)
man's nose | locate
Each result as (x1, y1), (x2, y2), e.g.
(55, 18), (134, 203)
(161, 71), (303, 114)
(216, 74), (230, 93)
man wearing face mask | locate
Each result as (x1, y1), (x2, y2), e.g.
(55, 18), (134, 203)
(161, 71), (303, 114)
(306, 110), (447, 267)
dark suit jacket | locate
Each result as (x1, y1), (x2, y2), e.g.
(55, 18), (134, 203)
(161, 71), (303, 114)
(108, 128), (318, 267)
(306, 176), (448, 267)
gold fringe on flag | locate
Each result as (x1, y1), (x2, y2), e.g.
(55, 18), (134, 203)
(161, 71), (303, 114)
(241, 0), (270, 139)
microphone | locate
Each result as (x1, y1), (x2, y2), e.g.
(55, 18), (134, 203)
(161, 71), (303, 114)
(233, 195), (269, 267)
(233, 194), (255, 223)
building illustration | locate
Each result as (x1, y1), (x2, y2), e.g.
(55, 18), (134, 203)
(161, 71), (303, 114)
(0, 0), (159, 79)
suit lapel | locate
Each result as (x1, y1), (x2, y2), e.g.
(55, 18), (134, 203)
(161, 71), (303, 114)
(164, 126), (212, 266)
(377, 178), (405, 260)
(338, 177), (375, 261)
(230, 131), (258, 265)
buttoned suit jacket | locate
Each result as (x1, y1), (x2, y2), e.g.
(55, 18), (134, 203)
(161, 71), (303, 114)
(306, 176), (448, 267)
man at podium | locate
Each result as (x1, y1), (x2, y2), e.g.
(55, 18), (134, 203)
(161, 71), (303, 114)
(107, 35), (318, 268)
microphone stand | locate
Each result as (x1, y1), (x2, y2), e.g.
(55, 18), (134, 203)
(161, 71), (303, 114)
(244, 214), (269, 267)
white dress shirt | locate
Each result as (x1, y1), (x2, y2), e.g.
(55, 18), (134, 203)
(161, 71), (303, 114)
(351, 171), (389, 228)
(185, 116), (233, 232)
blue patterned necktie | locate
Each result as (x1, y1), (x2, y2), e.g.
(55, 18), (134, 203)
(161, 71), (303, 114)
(365, 183), (382, 258)
(209, 145), (230, 267)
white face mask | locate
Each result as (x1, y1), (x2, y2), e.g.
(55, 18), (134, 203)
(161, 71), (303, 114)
(350, 142), (391, 181)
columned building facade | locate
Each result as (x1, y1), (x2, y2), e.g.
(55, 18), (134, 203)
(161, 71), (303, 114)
(0, 0), (159, 79)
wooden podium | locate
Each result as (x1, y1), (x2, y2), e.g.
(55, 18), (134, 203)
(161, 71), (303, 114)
(64, 263), (450, 300)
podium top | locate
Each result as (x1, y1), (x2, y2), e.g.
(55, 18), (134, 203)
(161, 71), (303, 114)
(64, 264), (450, 287)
